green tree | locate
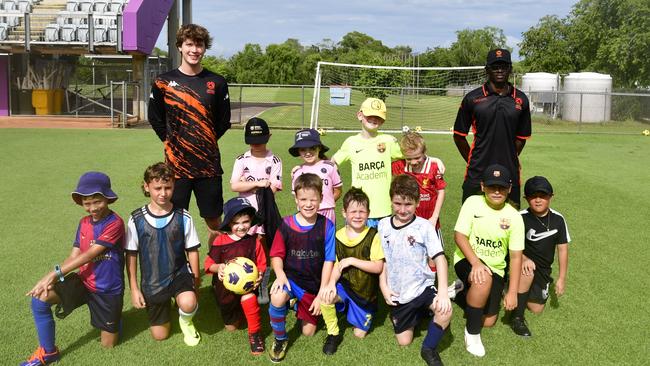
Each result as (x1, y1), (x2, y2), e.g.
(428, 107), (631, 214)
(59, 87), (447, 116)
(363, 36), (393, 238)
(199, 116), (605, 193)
(519, 15), (575, 73)
(264, 42), (303, 84)
(229, 43), (265, 83)
(448, 27), (508, 66)
(201, 55), (233, 81)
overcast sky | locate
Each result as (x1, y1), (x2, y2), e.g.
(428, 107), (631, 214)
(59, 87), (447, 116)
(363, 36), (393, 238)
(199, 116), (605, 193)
(156, 0), (576, 60)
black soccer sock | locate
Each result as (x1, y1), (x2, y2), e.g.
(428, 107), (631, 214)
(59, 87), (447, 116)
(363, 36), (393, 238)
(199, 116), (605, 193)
(465, 305), (483, 335)
(514, 292), (529, 319)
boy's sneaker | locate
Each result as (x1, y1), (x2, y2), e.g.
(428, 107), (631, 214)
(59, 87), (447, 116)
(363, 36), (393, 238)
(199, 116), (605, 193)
(269, 338), (288, 363)
(464, 327), (485, 357)
(420, 346), (444, 366)
(258, 268), (271, 305)
(447, 279), (464, 300)
(20, 347), (60, 366)
(322, 333), (343, 355)
(249, 332), (265, 355)
(511, 317), (532, 337)
(179, 317), (201, 346)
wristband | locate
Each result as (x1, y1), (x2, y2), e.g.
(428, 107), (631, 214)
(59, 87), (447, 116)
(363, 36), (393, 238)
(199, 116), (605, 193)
(54, 265), (65, 282)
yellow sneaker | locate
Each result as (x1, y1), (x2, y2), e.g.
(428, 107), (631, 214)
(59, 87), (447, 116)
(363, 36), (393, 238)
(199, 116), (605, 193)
(179, 317), (201, 347)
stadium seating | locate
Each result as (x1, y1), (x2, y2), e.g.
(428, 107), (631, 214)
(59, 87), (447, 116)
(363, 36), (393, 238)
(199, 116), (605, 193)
(0, 23), (7, 40)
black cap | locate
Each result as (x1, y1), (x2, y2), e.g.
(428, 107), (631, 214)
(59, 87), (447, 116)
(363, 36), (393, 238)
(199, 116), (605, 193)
(486, 48), (511, 66)
(524, 176), (554, 197)
(244, 117), (270, 144)
(219, 197), (257, 231)
(288, 129), (329, 157)
(482, 164), (512, 187)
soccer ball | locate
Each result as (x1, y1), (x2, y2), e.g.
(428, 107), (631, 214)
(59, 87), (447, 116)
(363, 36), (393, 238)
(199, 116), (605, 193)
(223, 257), (258, 295)
(643, 129), (650, 136)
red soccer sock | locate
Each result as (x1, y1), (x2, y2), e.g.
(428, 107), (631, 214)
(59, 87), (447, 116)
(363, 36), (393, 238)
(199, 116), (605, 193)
(241, 295), (261, 334)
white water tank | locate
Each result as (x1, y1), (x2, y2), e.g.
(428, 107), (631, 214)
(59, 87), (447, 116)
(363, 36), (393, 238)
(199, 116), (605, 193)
(562, 72), (612, 123)
(521, 72), (559, 113)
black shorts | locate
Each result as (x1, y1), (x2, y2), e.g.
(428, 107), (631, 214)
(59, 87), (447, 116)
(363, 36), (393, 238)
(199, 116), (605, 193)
(53, 272), (123, 333)
(462, 181), (521, 209)
(528, 269), (552, 304)
(455, 258), (505, 316)
(389, 286), (436, 334)
(211, 281), (246, 326)
(172, 176), (224, 218)
(144, 273), (196, 326)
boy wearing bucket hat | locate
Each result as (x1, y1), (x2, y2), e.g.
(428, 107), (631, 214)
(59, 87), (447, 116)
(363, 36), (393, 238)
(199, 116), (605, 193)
(289, 128), (342, 223)
(452, 164), (524, 357)
(332, 98), (402, 228)
(126, 162), (202, 347)
(204, 197), (267, 355)
(510, 176), (570, 338)
(22, 172), (125, 366)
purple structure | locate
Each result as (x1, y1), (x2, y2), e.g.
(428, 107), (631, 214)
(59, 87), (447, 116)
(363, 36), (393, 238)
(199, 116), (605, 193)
(0, 55), (8, 116)
(122, 0), (175, 54)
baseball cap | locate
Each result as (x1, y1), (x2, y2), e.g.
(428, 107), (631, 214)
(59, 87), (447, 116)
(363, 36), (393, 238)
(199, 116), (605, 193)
(71, 171), (118, 205)
(524, 176), (554, 197)
(244, 117), (270, 144)
(486, 48), (512, 66)
(288, 129), (329, 157)
(359, 98), (387, 120)
(219, 197), (257, 231)
(482, 164), (512, 187)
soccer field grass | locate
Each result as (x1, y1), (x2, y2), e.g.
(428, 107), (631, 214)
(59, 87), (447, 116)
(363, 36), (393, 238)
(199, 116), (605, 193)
(2, 128), (649, 365)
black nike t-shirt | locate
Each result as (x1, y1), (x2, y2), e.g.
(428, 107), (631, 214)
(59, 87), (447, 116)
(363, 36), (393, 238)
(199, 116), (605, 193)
(521, 208), (570, 271)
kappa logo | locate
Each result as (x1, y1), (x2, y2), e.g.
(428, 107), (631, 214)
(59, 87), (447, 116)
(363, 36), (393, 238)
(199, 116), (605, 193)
(168, 81), (179, 88)
(526, 228), (558, 242)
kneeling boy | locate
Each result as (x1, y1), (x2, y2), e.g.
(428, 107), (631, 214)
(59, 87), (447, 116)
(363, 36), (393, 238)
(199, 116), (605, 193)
(126, 162), (202, 346)
(379, 175), (452, 366)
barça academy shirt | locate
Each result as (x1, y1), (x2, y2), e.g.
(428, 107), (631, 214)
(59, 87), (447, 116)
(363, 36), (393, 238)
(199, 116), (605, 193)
(453, 195), (524, 277)
(332, 133), (402, 218)
(149, 68), (231, 179)
(74, 211), (125, 295)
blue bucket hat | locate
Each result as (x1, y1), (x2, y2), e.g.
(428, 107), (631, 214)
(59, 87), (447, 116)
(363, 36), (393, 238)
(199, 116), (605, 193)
(219, 197), (258, 231)
(288, 128), (329, 157)
(71, 171), (118, 205)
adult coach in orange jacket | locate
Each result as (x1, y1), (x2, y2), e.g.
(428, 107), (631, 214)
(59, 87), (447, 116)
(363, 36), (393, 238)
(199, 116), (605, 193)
(453, 48), (531, 208)
(148, 24), (231, 244)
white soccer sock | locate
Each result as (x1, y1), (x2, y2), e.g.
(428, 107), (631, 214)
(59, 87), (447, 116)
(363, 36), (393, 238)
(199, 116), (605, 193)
(178, 304), (198, 324)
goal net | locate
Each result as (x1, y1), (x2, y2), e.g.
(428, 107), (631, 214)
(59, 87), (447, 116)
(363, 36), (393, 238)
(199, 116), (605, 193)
(309, 61), (486, 132)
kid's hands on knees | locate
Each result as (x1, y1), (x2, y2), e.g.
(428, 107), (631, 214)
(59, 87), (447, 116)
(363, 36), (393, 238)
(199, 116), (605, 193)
(381, 286), (399, 306)
(522, 259), (536, 276)
(253, 273), (263, 290)
(469, 261), (492, 285)
(27, 272), (57, 298)
(432, 293), (452, 315)
(503, 291), (517, 311)
(309, 296), (322, 316)
(318, 284), (337, 304)
(270, 274), (290, 295)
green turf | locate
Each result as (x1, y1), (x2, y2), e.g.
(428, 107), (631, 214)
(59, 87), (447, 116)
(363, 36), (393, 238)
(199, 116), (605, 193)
(2, 128), (649, 365)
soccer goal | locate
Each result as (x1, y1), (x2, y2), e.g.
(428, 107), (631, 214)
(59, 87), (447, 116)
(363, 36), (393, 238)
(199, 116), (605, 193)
(309, 61), (486, 132)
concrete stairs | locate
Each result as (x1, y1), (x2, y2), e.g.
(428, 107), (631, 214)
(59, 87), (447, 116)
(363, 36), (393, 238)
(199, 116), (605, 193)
(7, 0), (67, 41)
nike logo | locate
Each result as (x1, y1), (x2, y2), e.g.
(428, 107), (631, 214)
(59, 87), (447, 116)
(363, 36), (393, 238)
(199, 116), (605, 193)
(355, 149), (364, 153)
(526, 229), (558, 241)
(474, 215), (483, 218)
(168, 81), (179, 87)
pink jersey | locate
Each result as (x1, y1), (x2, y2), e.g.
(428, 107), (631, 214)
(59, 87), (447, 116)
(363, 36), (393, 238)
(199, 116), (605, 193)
(230, 149), (283, 211)
(291, 160), (341, 211)
(392, 157), (446, 227)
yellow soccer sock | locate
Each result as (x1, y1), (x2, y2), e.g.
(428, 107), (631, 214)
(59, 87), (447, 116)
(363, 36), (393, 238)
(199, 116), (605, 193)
(320, 303), (339, 336)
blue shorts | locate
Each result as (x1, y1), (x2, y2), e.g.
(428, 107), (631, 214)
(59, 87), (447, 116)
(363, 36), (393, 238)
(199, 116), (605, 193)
(284, 279), (318, 325)
(334, 282), (374, 332)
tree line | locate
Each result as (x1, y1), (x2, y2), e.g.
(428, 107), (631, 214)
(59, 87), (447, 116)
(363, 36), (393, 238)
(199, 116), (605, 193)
(152, 0), (648, 89)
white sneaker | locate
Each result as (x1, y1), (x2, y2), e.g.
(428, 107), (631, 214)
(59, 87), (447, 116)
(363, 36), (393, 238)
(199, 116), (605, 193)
(464, 327), (485, 357)
(448, 279), (464, 300)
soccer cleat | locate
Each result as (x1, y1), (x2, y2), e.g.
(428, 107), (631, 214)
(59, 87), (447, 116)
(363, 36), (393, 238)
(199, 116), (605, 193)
(420, 346), (444, 366)
(447, 279), (464, 300)
(249, 332), (265, 355)
(269, 337), (288, 363)
(179, 317), (201, 347)
(464, 327), (486, 357)
(322, 333), (343, 355)
(20, 346), (60, 366)
(511, 317), (532, 337)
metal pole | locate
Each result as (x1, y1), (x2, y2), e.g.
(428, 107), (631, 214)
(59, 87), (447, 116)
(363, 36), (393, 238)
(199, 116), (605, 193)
(116, 13), (123, 52)
(24, 12), (30, 52)
(400, 88), (405, 127)
(579, 92), (583, 132)
(309, 62), (321, 129)
(238, 85), (242, 124)
(301, 85), (305, 128)
(88, 13), (94, 53)
(122, 81), (127, 128)
(110, 81), (114, 125)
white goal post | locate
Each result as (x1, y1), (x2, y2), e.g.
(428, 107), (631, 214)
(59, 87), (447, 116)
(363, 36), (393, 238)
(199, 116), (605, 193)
(309, 61), (486, 132)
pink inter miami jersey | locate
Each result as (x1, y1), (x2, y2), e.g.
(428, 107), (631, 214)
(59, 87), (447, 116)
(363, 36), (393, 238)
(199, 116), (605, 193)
(74, 212), (125, 295)
(231, 149), (283, 211)
(291, 160), (341, 210)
